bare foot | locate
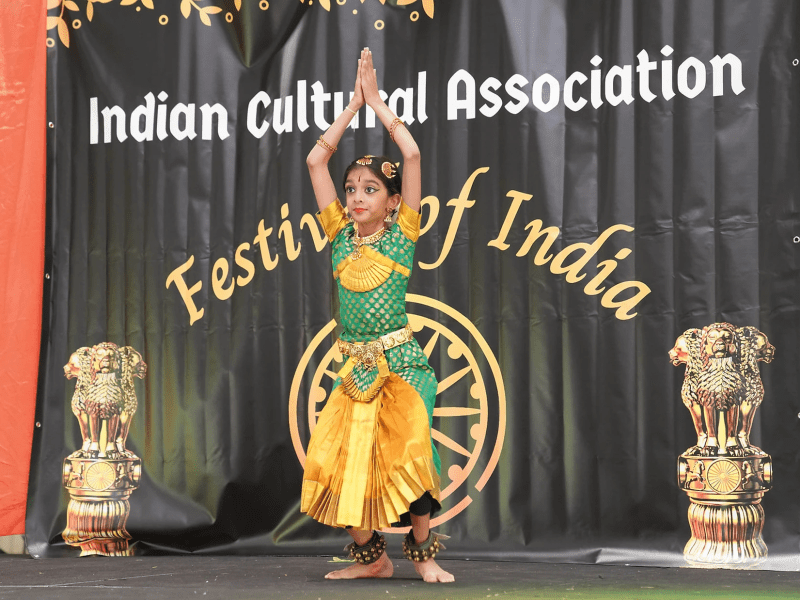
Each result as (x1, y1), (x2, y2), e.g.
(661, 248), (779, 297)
(413, 558), (454, 583)
(325, 552), (393, 580)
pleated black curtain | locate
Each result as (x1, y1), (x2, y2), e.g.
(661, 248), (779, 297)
(27, 0), (799, 568)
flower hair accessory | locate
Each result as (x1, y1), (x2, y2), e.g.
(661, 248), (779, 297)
(381, 161), (397, 178)
(356, 155), (375, 165)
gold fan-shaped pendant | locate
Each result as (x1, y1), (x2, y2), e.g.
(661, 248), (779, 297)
(339, 256), (393, 292)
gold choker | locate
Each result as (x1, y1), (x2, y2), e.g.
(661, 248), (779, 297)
(351, 227), (387, 260)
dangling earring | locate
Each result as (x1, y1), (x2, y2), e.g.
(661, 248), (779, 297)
(384, 212), (392, 223)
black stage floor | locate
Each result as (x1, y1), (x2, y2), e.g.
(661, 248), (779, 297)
(1, 554), (799, 600)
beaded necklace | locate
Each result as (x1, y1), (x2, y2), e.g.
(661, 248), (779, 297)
(350, 227), (387, 260)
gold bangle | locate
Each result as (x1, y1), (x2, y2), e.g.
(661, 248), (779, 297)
(316, 136), (337, 153)
(345, 106), (358, 116)
(389, 117), (404, 141)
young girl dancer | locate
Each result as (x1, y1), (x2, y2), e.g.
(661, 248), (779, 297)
(301, 49), (454, 584)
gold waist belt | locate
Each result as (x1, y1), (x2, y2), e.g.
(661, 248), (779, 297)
(337, 324), (414, 371)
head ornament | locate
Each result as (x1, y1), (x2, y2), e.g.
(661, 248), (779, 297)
(381, 161), (398, 178)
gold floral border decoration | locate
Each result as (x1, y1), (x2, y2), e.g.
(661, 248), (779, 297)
(301, 0), (433, 19)
(46, 0), (244, 48)
(46, 0), (434, 49)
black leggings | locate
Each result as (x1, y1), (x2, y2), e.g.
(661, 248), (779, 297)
(408, 491), (433, 516)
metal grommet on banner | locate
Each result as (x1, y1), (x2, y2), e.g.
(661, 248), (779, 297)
(159, 15), (168, 25)
(374, 20), (384, 30)
(793, 59), (799, 66)
(259, 0), (269, 9)
(35, 422), (41, 428)
(410, 11), (419, 21)
(48, 123), (54, 129)
(45, 273), (50, 279)
(226, 12), (233, 22)
(793, 236), (800, 244)
(72, 20), (81, 29)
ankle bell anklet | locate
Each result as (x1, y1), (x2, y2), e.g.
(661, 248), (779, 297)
(402, 531), (444, 562)
(345, 531), (387, 565)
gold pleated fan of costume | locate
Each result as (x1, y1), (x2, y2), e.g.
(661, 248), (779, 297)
(337, 256), (394, 292)
(338, 356), (391, 403)
(301, 374), (441, 530)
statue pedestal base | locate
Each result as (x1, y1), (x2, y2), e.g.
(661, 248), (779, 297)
(62, 455), (141, 557)
(678, 453), (771, 568)
(684, 501), (767, 567)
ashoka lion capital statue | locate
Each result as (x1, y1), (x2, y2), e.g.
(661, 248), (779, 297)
(670, 323), (774, 567)
(62, 342), (146, 556)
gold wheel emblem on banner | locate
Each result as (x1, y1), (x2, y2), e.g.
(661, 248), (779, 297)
(707, 460), (741, 494)
(289, 294), (505, 528)
(85, 462), (116, 491)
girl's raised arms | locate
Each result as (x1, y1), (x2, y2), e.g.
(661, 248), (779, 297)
(305, 49), (422, 214)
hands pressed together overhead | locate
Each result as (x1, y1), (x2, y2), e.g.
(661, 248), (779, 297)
(350, 48), (383, 112)
(307, 47), (420, 215)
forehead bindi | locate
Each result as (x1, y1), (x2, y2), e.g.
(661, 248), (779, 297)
(346, 169), (382, 188)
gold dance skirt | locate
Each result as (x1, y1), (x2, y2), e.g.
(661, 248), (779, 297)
(301, 373), (440, 530)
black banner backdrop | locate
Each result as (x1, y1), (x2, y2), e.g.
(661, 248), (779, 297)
(27, 0), (800, 567)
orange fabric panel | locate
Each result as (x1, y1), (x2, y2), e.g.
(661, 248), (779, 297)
(0, 1), (46, 536)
